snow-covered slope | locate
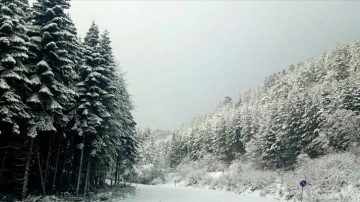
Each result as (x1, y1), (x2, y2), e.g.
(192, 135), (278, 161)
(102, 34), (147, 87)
(118, 184), (283, 202)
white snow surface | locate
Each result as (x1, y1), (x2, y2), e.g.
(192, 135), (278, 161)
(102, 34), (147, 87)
(118, 184), (283, 202)
(206, 171), (223, 179)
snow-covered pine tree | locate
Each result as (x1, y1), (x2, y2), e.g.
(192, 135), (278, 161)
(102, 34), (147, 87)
(259, 105), (283, 169)
(90, 30), (118, 185)
(349, 40), (360, 73)
(97, 29), (137, 186)
(321, 80), (360, 152)
(298, 93), (325, 158)
(339, 80), (360, 115)
(211, 115), (228, 161)
(324, 44), (350, 82)
(229, 110), (246, 155)
(187, 128), (202, 160)
(0, 0), (33, 197)
(0, 0), (31, 137)
(110, 72), (137, 184)
(27, 0), (79, 135)
(74, 22), (113, 194)
(24, 0), (80, 195)
(277, 95), (306, 167)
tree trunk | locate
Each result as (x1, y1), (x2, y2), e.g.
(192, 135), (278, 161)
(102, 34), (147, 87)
(114, 163), (118, 185)
(99, 164), (103, 187)
(93, 161), (98, 186)
(37, 151), (46, 195)
(44, 135), (53, 188)
(58, 140), (68, 193)
(76, 135), (85, 196)
(22, 138), (34, 200)
(51, 136), (62, 194)
(114, 153), (119, 184)
(84, 156), (91, 195)
(59, 138), (72, 192)
(0, 150), (7, 181)
(102, 164), (106, 187)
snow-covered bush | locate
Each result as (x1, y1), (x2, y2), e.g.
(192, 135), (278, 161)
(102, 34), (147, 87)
(167, 152), (360, 201)
(133, 129), (170, 184)
(201, 154), (227, 172)
(150, 177), (164, 185)
(174, 158), (279, 195)
(175, 158), (206, 185)
(282, 152), (360, 201)
(134, 164), (165, 184)
(226, 161), (279, 195)
(173, 154), (229, 186)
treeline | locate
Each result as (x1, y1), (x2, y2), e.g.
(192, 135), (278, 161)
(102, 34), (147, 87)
(165, 40), (360, 170)
(133, 129), (171, 184)
(0, 0), (136, 199)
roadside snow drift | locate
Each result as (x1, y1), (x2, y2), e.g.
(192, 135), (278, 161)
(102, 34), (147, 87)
(119, 184), (282, 202)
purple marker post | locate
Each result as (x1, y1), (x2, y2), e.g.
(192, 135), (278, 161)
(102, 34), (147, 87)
(300, 179), (307, 188)
(300, 179), (307, 202)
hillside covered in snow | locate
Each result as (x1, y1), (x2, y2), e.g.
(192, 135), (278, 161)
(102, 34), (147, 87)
(133, 40), (360, 201)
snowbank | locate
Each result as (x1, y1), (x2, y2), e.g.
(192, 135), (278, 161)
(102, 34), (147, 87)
(167, 152), (360, 201)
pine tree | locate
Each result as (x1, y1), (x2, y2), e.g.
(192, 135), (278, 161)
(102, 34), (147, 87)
(260, 106), (283, 169)
(324, 44), (350, 82)
(27, 0), (79, 136)
(98, 29), (137, 185)
(0, 0), (33, 197)
(0, 0), (31, 136)
(299, 94), (324, 158)
(111, 72), (137, 180)
(74, 22), (106, 194)
(75, 22), (107, 140)
(24, 0), (80, 196)
(349, 40), (360, 73)
(211, 116), (228, 161)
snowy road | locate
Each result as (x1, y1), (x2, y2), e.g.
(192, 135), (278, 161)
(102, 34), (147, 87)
(119, 184), (282, 202)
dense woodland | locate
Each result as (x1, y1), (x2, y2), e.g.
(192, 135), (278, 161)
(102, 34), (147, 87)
(1, 0), (360, 201)
(165, 40), (360, 170)
(0, 0), (136, 199)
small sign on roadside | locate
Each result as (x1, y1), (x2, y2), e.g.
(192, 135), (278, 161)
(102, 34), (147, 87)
(300, 179), (307, 202)
(300, 179), (307, 188)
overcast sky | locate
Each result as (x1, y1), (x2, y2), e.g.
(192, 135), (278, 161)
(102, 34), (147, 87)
(31, 1), (360, 130)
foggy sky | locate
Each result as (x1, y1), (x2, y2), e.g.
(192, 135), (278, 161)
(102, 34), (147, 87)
(31, 1), (360, 130)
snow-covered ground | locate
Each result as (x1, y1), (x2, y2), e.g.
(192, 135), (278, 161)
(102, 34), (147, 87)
(117, 184), (283, 202)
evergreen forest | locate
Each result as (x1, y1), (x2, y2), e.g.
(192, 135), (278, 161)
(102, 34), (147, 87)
(0, 0), (137, 199)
